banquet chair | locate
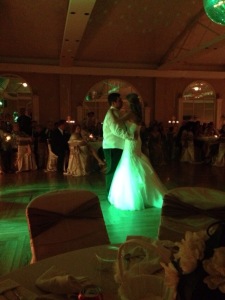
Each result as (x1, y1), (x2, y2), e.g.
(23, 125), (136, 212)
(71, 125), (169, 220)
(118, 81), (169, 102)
(26, 189), (109, 263)
(212, 141), (225, 167)
(17, 137), (37, 172)
(45, 141), (58, 172)
(180, 131), (195, 163)
(158, 187), (225, 242)
(65, 141), (90, 176)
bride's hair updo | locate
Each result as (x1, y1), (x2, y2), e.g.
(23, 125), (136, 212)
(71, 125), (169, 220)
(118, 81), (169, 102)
(126, 93), (142, 124)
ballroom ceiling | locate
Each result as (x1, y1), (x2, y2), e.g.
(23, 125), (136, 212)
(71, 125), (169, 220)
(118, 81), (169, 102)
(1, 0), (225, 79)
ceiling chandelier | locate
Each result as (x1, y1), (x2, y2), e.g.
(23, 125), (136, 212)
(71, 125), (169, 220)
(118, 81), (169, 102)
(203, 0), (225, 25)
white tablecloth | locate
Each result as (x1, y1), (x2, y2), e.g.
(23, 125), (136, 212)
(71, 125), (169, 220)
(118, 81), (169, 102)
(0, 245), (119, 299)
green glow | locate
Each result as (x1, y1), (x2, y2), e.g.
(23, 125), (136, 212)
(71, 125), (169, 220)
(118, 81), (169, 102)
(85, 94), (91, 101)
(108, 153), (165, 211)
(204, 0), (225, 25)
(103, 81), (120, 94)
(0, 171), (162, 275)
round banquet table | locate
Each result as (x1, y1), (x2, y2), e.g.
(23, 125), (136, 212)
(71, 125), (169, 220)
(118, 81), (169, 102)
(0, 244), (120, 300)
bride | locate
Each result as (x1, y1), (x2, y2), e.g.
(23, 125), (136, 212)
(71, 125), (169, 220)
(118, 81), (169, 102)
(108, 93), (167, 211)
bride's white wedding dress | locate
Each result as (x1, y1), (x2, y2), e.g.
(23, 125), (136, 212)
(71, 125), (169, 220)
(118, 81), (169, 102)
(108, 122), (167, 210)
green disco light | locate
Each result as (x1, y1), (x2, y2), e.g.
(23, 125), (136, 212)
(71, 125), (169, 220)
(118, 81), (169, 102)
(203, 0), (225, 25)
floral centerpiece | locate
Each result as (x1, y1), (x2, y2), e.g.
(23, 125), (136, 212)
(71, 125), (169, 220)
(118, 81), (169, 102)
(161, 221), (225, 300)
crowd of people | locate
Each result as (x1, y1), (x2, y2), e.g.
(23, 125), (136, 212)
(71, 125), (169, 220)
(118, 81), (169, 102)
(0, 105), (224, 177)
(138, 119), (224, 166)
(0, 109), (105, 175)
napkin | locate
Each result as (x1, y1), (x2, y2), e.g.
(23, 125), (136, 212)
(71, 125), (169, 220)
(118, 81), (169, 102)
(0, 279), (20, 294)
(35, 266), (91, 295)
(0, 279), (37, 300)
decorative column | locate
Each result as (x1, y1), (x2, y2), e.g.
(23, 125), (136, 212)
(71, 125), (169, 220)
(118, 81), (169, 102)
(59, 75), (72, 119)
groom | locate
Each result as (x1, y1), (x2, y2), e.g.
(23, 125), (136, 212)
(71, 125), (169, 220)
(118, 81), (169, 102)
(103, 92), (134, 194)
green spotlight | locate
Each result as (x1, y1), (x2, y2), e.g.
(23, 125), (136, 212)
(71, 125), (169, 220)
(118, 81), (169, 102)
(203, 0), (225, 25)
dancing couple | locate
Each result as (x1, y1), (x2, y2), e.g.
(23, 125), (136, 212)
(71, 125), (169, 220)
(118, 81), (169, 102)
(102, 92), (167, 211)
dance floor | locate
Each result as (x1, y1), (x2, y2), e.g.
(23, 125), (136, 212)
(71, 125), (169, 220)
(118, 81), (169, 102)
(0, 161), (225, 276)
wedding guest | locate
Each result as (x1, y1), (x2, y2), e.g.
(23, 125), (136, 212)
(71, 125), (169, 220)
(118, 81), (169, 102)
(17, 107), (32, 136)
(50, 120), (69, 173)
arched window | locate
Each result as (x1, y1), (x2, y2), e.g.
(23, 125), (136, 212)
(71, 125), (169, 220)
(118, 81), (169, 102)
(82, 79), (141, 123)
(181, 80), (216, 124)
(0, 74), (33, 122)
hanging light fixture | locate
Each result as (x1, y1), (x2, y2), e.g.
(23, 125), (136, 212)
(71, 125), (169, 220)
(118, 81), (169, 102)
(203, 0), (225, 25)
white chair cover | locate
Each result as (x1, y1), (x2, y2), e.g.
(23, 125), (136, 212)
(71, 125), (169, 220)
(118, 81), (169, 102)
(180, 141), (195, 162)
(26, 190), (110, 263)
(45, 142), (58, 172)
(17, 137), (37, 172)
(180, 131), (195, 163)
(212, 142), (225, 167)
(158, 187), (225, 242)
(66, 141), (90, 176)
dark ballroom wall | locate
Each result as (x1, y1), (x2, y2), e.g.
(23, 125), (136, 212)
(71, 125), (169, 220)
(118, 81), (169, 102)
(2, 72), (225, 128)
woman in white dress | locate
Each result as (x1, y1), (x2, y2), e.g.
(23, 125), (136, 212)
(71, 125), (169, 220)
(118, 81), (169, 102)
(108, 93), (167, 211)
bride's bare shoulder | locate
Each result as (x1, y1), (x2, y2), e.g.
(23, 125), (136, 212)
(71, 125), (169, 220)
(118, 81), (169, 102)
(129, 113), (140, 125)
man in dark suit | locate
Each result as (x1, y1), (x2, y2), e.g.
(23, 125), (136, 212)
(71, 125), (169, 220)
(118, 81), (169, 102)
(50, 120), (69, 173)
(17, 108), (32, 136)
